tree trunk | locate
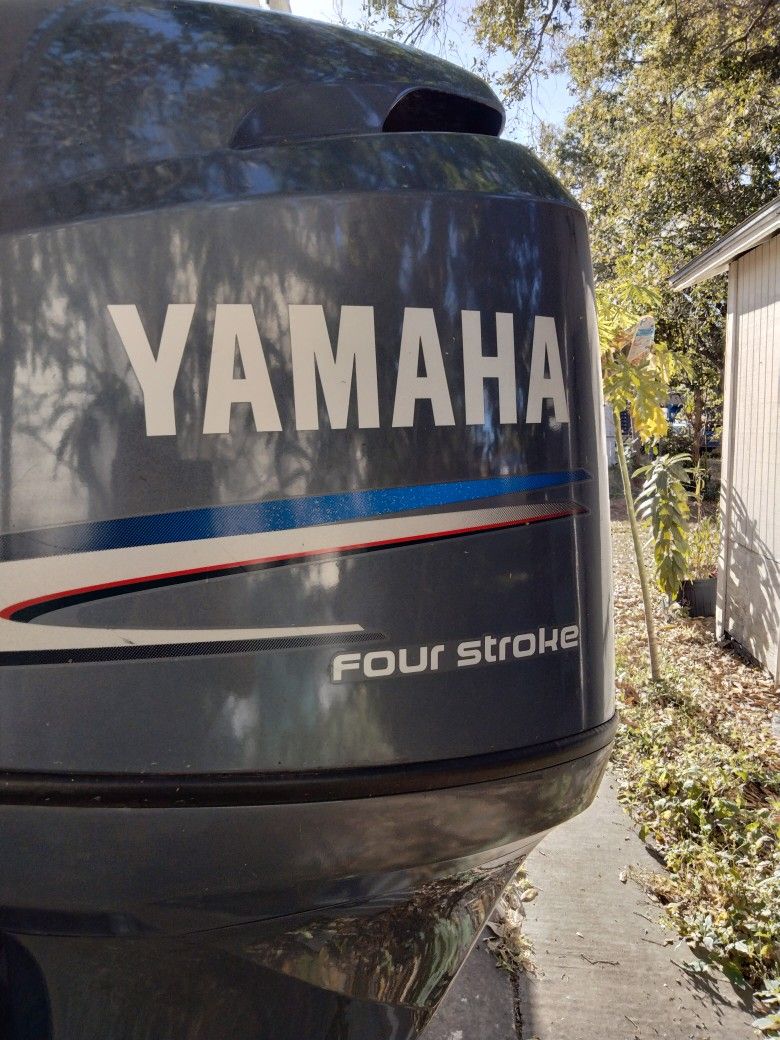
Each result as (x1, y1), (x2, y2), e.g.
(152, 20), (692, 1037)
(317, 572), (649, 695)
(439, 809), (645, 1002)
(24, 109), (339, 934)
(691, 386), (703, 467)
(613, 408), (661, 682)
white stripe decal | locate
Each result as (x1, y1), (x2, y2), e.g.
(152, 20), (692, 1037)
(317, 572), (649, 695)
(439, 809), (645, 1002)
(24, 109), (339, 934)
(0, 503), (573, 652)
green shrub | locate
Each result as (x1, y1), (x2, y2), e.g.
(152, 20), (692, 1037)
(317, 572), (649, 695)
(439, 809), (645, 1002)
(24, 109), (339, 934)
(634, 453), (691, 600)
(615, 677), (780, 996)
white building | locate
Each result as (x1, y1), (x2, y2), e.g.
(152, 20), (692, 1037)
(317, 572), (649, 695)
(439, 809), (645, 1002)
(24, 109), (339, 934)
(671, 197), (779, 684)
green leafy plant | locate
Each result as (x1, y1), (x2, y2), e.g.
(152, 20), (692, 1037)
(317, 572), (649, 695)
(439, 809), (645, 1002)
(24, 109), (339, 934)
(597, 278), (677, 680)
(687, 517), (720, 581)
(692, 459), (708, 522)
(634, 453), (691, 601)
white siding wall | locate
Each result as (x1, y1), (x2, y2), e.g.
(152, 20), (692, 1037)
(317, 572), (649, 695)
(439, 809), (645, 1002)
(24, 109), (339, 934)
(717, 233), (780, 682)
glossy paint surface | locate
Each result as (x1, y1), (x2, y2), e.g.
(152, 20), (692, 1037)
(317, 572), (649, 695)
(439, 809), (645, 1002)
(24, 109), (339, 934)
(0, 745), (611, 1039)
(0, 145), (613, 773)
(0, 4), (614, 1037)
(0, 0), (500, 198)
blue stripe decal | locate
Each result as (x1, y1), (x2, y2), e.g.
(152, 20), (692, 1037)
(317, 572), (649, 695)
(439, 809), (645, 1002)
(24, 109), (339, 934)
(1, 470), (589, 561)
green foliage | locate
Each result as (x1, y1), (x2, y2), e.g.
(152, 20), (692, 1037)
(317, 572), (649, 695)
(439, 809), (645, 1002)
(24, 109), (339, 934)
(634, 453), (691, 599)
(596, 278), (676, 442)
(545, 0), (779, 277)
(597, 275), (672, 678)
(657, 286), (726, 456)
(541, 0), (776, 436)
(355, 0), (577, 86)
(687, 516), (720, 581)
(614, 673), (780, 1004)
(660, 423), (697, 461)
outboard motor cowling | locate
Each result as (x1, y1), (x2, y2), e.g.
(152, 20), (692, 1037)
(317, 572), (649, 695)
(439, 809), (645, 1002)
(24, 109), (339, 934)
(0, 2), (615, 1037)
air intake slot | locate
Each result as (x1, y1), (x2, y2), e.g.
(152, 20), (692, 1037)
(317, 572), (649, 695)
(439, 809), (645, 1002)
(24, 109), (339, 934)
(383, 89), (503, 136)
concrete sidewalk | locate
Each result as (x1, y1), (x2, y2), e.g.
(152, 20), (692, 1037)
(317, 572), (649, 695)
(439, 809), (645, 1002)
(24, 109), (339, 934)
(425, 774), (757, 1040)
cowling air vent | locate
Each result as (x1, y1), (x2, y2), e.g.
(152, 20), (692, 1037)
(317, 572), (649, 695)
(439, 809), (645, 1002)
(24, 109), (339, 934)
(229, 83), (503, 150)
(383, 88), (503, 136)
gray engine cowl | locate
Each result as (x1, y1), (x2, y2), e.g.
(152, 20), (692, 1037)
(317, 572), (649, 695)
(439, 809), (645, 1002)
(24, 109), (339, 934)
(0, 2), (615, 1037)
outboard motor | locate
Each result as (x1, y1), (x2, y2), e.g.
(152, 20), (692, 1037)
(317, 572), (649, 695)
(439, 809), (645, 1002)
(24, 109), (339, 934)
(0, 2), (615, 1037)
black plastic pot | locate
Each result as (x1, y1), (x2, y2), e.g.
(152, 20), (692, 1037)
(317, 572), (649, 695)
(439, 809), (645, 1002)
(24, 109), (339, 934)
(679, 578), (717, 617)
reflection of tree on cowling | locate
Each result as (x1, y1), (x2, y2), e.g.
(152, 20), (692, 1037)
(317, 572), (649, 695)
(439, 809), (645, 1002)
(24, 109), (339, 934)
(1, 158), (596, 769)
(1, 129), (570, 530)
(0, 0), (505, 527)
(0, 0), (581, 530)
(239, 861), (516, 1010)
(1, 0), (497, 199)
(0, 0), (603, 775)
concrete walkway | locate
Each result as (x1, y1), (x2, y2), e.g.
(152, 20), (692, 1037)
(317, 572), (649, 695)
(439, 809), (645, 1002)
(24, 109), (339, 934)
(425, 774), (757, 1040)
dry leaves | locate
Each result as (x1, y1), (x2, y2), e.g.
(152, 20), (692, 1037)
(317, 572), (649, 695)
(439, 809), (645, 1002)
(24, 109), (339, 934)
(611, 518), (779, 766)
(485, 869), (538, 974)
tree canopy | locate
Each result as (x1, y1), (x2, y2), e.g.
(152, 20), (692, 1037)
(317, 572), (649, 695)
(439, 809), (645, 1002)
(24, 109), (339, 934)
(538, 0), (778, 261)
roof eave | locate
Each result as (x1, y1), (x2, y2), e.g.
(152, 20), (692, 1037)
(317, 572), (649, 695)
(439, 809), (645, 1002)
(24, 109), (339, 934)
(669, 196), (780, 291)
